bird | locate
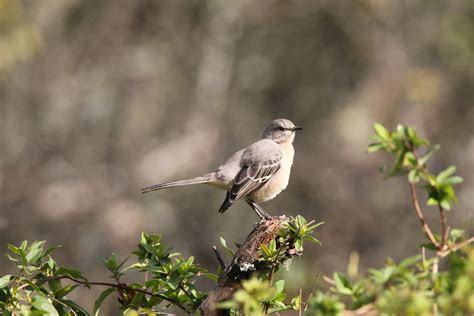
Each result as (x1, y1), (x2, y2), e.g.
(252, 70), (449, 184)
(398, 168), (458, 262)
(140, 118), (302, 219)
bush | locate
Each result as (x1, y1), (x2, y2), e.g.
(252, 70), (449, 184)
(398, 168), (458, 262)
(0, 123), (472, 315)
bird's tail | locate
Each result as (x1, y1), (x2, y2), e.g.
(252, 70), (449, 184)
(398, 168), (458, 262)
(140, 174), (213, 193)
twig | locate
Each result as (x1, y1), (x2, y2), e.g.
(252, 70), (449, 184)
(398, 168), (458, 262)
(301, 275), (319, 312)
(438, 237), (474, 258)
(299, 288), (303, 316)
(409, 183), (440, 249)
(47, 293), (78, 316)
(438, 205), (447, 249)
(268, 246), (284, 285)
(212, 245), (225, 269)
(40, 275), (190, 312)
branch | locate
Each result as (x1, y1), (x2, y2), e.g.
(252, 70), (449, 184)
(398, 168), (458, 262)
(409, 183), (440, 249)
(200, 216), (288, 316)
(438, 205), (447, 249)
(40, 275), (190, 312)
(438, 237), (474, 258)
(212, 245), (225, 270)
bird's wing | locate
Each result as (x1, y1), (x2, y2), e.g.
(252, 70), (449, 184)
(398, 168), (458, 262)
(219, 141), (282, 213)
(232, 158), (281, 200)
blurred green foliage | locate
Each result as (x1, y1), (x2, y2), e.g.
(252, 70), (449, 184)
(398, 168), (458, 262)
(0, 216), (322, 314)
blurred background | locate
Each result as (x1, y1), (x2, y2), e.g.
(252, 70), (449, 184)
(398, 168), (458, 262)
(1, 0), (473, 312)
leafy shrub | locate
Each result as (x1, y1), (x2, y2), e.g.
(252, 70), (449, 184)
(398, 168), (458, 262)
(0, 123), (472, 315)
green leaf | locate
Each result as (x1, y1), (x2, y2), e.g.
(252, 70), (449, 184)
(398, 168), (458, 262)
(427, 197), (439, 206)
(294, 239), (303, 252)
(272, 280), (285, 296)
(202, 272), (219, 282)
(398, 255), (421, 269)
(23, 241), (47, 266)
(302, 235), (322, 245)
(440, 199), (452, 211)
(307, 221), (325, 231)
(291, 294), (302, 310)
(333, 272), (352, 295)
(444, 176), (463, 186)
(32, 295), (59, 316)
(367, 143), (384, 153)
(215, 300), (239, 310)
(436, 166), (457, 185)
(94, 288), (115, 316)
(55, 284), (79, 299)
(57, 267), (85, 279)
(261, 244), (271, 257)
(61, 299), (90, 315)
(48, 278), (62, 294)
(219, 237), (235, 257)
(408, 169), (420, 183)
(0, 275), (13, 288)
(384, 150), (407, 179)
(403, 152), (417, 167)
(418, 145), (441, 166)
(374, 123), (389, 140)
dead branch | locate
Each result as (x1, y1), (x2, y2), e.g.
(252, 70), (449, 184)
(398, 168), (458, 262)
(200, 216), (288, 315)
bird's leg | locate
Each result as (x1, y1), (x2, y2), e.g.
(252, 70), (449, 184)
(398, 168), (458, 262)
(245, 198), (271, 219)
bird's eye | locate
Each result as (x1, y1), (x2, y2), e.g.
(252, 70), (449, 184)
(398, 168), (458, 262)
(277, 126), (285, 132)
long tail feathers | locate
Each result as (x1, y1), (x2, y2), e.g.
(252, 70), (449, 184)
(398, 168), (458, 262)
(140, 174), (212, 194)
(218, 191), (234, 213)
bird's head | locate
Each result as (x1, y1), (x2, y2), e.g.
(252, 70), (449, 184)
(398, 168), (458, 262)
(262, 118), (303, 144)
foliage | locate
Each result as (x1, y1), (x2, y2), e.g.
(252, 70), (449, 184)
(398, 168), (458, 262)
(302, 123), (473, 315)
(0, 123), (472, 315)
(0, 217), (321, 315)
(368, 123), (463, 211)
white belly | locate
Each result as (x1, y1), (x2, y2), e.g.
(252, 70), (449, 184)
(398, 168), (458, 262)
(249, 144), (294, 203)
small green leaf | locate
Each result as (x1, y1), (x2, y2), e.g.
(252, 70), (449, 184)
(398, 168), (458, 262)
(333, 272), (352, 295)
(367, 143), (384, 153)
(220, 237), (235, 257)
(273, 280), (285, 293)
(0, 275), (13, 288)
(418, 145), (441, 166)
(374, 123), (389, 140)
(307, 221), (325, 231)
(202, 272), (219, 282)
(94, 288), (115, 316)
(436, 166), (457, 185)
(427, 197), (439, 206)
(440, 199), (452, 211)
(61, 299), (90, 315)
(444, 176), (463, 186)
(55, 284), (79, 299)
(294, 239), (303, 252)
(408, 169), (420, 183)
(303, 235), (322, 245)
(403, 152), (417, 167)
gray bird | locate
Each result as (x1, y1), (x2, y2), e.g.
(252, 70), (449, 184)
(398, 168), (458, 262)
(140, 118), (302, 219)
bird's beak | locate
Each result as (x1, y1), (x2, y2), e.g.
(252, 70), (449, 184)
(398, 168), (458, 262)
(292, 126), (303, 131)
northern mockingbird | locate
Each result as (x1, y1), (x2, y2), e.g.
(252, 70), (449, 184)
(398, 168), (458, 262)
(140, 118), (302, 219)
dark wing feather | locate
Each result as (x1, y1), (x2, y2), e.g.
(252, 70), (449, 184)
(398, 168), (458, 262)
(218, 158), (281, 213)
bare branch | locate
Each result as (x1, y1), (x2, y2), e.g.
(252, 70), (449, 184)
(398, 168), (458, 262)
(438, 237), (474, 258)
(212, 245), (225, 270)
(409, 183), (440, 249)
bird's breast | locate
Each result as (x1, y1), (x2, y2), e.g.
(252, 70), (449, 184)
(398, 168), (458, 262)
(249, 144), (295, 203)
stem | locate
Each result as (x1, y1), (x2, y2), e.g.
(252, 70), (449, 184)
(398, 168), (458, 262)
(41, 275), (190, 312)
(438, 206), (447, 249)
(212, 245), (225, 269)
(438, 237), (474, 258)
(299, 288), (303, 316)
(409, 183), (440, 249)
